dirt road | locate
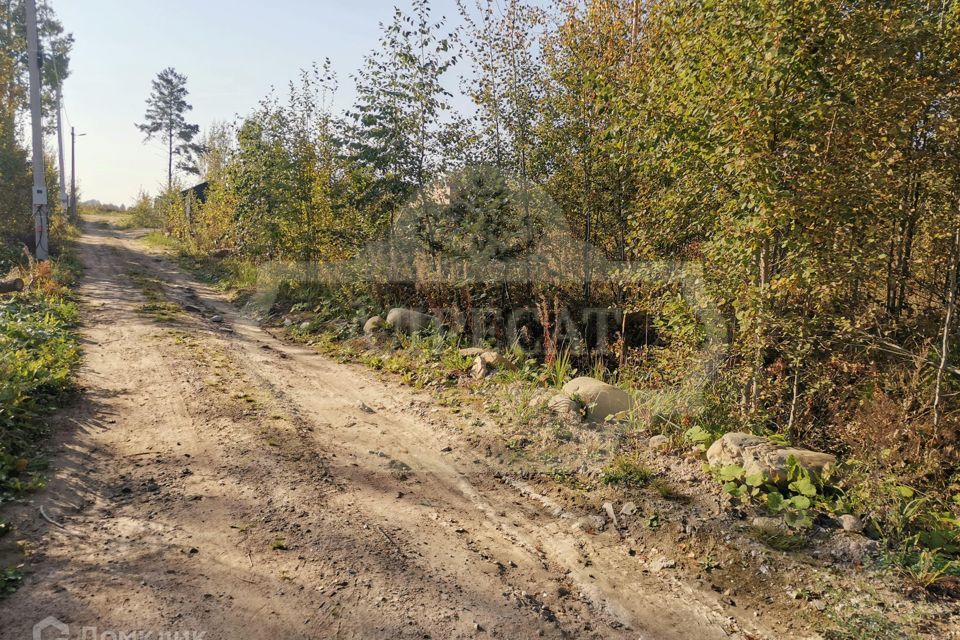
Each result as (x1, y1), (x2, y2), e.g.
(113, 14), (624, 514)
(1, 220), (775, 639)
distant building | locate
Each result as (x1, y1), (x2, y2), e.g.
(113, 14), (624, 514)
(181, 181), (209, 226)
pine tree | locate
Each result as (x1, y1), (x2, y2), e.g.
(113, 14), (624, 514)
(137, 67), (202, 189)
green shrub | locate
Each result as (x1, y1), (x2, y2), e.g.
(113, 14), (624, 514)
(0, 254), (80, 500)
(0, 243), (25, 276)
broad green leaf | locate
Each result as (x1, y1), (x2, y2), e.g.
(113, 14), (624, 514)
(719, 464), (745, 482)
(789, 477), (817, 498)
(766, 492), (785, 512)
(896, 486), (915, 499)
(745, 473), (765, 487)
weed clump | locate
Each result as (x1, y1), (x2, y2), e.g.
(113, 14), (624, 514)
(600, 454), (653, 488)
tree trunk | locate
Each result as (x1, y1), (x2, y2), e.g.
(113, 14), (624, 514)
(582, 150), (593, 307)
(896, 211), (918, 316)
(933, 225), (960, 434)
(746, 240), (770, 416)
(885, 233), (896, 315)
(168, 128), (173, 191)
(787, 366), (800, 438)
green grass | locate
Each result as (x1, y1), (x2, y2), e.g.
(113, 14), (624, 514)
(0, 568), (22, 597)
(136, 300), (182, 322)
(544, 347), (575, 388)
(140, 232), (260, 302)
(884, 547), (960, 593)
(600, 454), (653, 487)
(127, 271), (183, 323)
(141, 230), (183, 251)
(0, 243), (25, 275)
(114, 210), (165, 230)
(823, 612), (916, 640)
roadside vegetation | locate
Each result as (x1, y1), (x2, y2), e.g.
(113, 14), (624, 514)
(0, 1), (77, 596)
(0, 233), (82, 596)
(128, 0), (959, 620)
(0, 243), (81, 497)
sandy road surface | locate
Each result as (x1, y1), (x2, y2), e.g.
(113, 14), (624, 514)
(0, 220), (774, 639)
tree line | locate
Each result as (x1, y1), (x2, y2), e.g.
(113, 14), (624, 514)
(148, 0), (960, 498)
(0, 0), (71, 241)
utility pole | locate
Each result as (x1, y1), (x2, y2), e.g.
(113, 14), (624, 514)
(70, 127), (86, 222)
(56, 87), (69, 218)
(71, 126), (77, 222)
(25, 0), (49, 260)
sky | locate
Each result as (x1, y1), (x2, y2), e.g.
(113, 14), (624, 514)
(53, 0), (467, 206)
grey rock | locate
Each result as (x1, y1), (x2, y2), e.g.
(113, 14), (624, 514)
(299, 321), (311, 331)
(385, 308), (441, 335)
(751, 516), (786, 531)
(602, 501), (619, 529)
(210, 315), (223, 323)
(648, 435), (670, 450)
(838, 514), (863, 533)
(573, 515), (607, 533)
(547, 394), (578, 416)
(619, 501), (637, 516)
(648, 556), (676, 572)
(706, 432), (836, 487)
(561, 377), (632, 422)
(363, 315), (386, 335)
(458, 347), (486, 358)
(470, 351), (516, 379)
(827, 534), (878, 564)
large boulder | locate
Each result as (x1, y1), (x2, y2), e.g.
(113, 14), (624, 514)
(706, 432), (836, 487)
(385, 308), (441, 335)
(363, 315), (386, 335)
(561, 377), (632, 422)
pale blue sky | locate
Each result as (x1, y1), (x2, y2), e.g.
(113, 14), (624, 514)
(54, 0), (467, 205)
